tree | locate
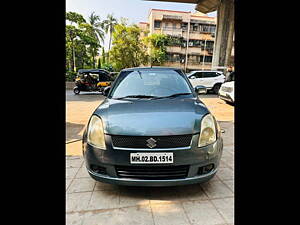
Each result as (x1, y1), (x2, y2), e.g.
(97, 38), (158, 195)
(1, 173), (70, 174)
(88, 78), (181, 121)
(88, 12), (105, 44)
(86, 12), (105, 67)
(66, 12), (87, 72)
(66, 12), (86, 25)
(102, 47), (106, 65)
(144, 33), (169, 66)
(102, 14), (118, 60)
(109, 23), (148, 71)
(97, 57), (101, 68)
(78, 23), (100, 68)
(66, 25), (80, 72)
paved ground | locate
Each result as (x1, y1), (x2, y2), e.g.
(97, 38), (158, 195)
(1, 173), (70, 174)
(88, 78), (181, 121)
(66, 90), (234, 225)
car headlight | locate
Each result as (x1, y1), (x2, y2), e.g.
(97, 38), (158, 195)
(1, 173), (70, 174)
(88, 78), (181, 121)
(222, 86), (233, 92)
(198, 114), (217, 147)
(87, 115), (106, 149)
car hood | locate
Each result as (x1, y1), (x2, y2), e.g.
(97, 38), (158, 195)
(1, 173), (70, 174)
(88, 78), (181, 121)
(94, 97), (209, 136)
(221, 81), (234, 88)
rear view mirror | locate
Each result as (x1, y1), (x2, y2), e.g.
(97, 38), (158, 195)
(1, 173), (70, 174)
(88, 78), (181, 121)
(195, 85), (207, 95)
(103, 86), (111, 96)
(189, 76), (196, 79)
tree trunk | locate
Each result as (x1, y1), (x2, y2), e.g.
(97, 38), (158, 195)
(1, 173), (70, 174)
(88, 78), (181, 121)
(92, 49), (95, 68)
(71, 39), (76, 72)
(108, 28), (112, 63)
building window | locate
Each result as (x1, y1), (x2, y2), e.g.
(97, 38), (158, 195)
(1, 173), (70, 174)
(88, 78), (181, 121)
(200, 55), (213, 63)
(193, 24), (198, 31)
(210, 26), (216, 33)
(200, 24), (216, 33)
(154, 20), (161, 29)
(201, 25), (210, 32)
(181, 23), (188, 30)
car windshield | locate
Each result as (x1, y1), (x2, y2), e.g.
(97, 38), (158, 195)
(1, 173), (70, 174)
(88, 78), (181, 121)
(109, 70), (193, 99)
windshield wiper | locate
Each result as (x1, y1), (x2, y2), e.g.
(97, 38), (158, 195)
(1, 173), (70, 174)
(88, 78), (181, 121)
(153, 92), (193, 99)
(113, 95), (158, 100)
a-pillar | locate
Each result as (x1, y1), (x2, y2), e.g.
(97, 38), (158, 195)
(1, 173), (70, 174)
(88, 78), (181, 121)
(212, 0), (234, 69)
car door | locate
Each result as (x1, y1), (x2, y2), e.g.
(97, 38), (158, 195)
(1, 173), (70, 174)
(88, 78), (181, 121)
(188, 72), (204, 87)
(202, 72), (215, 88)
(202, 72), (220, 88)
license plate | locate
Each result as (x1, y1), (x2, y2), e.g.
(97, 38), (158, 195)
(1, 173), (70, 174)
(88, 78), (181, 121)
(130, 152), (173, 164)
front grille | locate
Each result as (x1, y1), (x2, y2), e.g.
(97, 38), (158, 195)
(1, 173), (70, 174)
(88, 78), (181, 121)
(111, 135), (192, 149)
(116, 165), (189, 180)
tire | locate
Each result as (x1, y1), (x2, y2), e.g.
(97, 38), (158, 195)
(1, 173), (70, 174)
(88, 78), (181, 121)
(212, 83), (221, 94)
(73, 87), (80, 95)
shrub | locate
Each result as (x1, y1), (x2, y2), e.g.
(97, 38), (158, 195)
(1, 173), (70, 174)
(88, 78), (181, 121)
(66, 71), (77, 81)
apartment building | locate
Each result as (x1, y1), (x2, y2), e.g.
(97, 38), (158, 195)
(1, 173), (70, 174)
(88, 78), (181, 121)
(138, 9), (217, 72)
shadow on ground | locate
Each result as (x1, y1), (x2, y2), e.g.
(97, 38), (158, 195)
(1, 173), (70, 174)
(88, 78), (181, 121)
(66, 122), (85, 142)
(66, 91), (105, 102)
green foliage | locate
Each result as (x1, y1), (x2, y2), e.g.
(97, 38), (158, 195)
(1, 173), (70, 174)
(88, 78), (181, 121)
(102, 63), (114, 72)
(66, 11), (104, 72)
(144, 33), (169, 66)
(166, 35), (183, 46)
(110, 23), (148, 71)
(66, 12), (86, 25)
(65, 71), (77, 81)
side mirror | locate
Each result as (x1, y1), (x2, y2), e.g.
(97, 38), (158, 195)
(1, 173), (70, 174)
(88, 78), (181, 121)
(103, 86), (111, 96)
(195, 85), (207, 95)
(189, 75), (196, 79)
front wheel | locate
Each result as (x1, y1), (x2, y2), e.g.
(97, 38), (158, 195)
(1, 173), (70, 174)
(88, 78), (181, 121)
(73, 87), (80, 95)
(212, 83), (221, 94)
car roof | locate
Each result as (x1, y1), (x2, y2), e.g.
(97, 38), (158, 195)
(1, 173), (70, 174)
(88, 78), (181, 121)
(78, 69), (109, 74)
(190, 70), (223, 73)
(121, 67), (182, 72)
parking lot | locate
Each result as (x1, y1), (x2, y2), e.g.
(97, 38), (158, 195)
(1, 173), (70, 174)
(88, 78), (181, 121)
(66, 90), (234, 225)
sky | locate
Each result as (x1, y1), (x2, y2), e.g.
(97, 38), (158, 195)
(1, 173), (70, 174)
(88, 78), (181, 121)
(66, 0), (217, 51)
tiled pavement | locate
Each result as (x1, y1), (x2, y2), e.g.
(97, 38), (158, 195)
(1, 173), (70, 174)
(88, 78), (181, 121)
(66, 122), (234, 225)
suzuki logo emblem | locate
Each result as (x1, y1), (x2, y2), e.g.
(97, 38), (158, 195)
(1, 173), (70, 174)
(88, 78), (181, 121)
(146, 138), (157, 148)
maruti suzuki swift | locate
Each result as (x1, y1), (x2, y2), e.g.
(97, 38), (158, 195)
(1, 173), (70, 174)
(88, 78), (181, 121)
(82, 67), (223, 186)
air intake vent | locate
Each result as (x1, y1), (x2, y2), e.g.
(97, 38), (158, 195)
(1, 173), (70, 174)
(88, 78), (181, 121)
(116, 165), (189, 180)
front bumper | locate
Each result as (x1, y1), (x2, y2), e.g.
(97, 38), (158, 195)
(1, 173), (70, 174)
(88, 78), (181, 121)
(83, 134), (223, 187)
(87, 167), (217, 186)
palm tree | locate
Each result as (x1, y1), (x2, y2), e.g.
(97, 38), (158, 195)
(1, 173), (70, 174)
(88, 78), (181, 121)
(87, 12), (105, 67)
(102, 14), (118, 61)
(88, 12), (105, 43)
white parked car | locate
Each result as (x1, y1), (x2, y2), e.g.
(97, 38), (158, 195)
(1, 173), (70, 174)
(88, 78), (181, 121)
(219, 72), (234, 104)
(187, 70), (225, 94)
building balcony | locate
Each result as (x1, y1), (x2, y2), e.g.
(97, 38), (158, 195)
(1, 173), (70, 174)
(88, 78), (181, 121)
(162, 15), (183, 21)
(161, 28), (183, 37)
(187, 62), (212, 71)
(166, 46), (183, 54)
(188, 47), (202, 55)
(163, 61), (184, 68)
(188, 60), (212, 65)
(182, 31), (215, 41)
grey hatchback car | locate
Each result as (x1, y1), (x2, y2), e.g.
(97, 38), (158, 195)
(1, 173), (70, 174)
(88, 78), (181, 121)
(82, 67), (223, 186)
